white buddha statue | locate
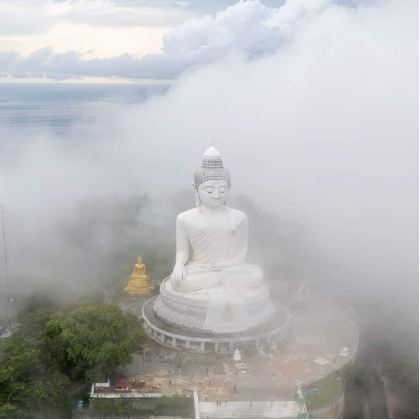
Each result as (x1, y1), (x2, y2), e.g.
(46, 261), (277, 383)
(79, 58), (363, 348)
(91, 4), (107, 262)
(233, 348), (242, 362)
(154, 147), (275, 333)
(170, 149), (264, 293)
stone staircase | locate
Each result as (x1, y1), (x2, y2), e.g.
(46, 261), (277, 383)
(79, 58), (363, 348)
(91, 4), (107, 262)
(199, 401), (301, 419)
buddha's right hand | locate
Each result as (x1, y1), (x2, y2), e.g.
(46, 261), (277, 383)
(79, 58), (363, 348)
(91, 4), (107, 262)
(171, 264), (185, 288)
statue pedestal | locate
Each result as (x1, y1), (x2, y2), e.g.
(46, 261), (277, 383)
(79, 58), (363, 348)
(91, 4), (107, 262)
(125, 276), (152, 295)
(153, 277), (275, 334)
(143, 295), (290, 354)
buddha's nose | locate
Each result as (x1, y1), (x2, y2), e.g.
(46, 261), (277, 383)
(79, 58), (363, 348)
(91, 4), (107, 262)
(212, 191), (220, 199)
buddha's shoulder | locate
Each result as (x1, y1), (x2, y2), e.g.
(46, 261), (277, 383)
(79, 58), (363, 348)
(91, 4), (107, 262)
(176, 208), (200, 221)
(176, 207), (247, 222)
(226, 207), (248, 221)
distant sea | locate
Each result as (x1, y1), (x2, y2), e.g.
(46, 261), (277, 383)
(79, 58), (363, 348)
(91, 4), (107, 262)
(0, 83), (170, 132)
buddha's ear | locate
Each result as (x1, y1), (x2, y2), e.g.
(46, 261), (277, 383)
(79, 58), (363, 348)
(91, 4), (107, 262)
(195, 191), (201, 207)
(193, 183), (201, 207)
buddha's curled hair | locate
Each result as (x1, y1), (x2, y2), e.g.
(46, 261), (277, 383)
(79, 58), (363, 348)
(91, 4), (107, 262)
(193, 147), (231, 190)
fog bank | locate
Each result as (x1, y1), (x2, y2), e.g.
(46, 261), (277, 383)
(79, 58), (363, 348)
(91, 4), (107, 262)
(0, 0), (417, 311)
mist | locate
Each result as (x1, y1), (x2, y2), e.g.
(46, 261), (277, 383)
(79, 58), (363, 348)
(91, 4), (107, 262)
(0, 0), (417, 333)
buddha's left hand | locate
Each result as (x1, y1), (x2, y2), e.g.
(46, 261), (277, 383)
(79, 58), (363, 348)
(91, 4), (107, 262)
(171, 264), (185, 288)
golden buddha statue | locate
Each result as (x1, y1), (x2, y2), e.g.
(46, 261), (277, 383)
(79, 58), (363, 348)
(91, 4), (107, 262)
(125, 255), (152, 295)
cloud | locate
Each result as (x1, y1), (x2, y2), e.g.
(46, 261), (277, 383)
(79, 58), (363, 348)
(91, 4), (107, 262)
(108, 0), (355, 14)
(7, 48), (187, 80)
(0, 0), (352, 37)
(0, 51), (19, 74)
(0, 0), (194, 37)
(0, 0), (57, 35)
(0, 0), (417, 300)
(0, 0), (360, 80)
(62, 0), (194, 28)
(109, 0), (286, 14)
(162, 1), (279, 55)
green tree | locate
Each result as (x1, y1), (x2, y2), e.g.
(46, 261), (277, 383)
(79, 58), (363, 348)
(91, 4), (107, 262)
(18, 284), (104, 321)
(46, 304), (148, 380)
(0, 309), (70, 419)
(18, 288), (60, 319)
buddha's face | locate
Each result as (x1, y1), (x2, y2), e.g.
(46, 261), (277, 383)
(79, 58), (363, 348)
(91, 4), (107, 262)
(137, 256), (143, 264)
(198, 180), (229, 209)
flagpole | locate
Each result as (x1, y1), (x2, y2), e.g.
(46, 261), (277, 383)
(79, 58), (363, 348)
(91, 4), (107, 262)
(1, 204), (12, 331)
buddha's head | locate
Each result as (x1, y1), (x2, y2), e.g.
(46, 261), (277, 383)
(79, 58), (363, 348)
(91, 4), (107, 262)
(194, 147), (231, 209)
(198, 179), (229, 209)
(137, 255), (143, 264)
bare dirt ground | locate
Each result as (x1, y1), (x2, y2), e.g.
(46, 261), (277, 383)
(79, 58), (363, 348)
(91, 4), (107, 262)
(119, 291), (358, 403)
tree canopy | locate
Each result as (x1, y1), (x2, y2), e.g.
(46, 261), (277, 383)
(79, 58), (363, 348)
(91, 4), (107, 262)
(0, 309), (70, 418)
(46, 304), (148, 380)
(0, 289), (148, 418)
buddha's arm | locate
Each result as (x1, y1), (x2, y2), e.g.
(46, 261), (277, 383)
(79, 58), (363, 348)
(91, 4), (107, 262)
(217, 215), (249, 268)
(172, 214), (190, 286)
(136, 265), (146, 275)
(236, 215), (248, 264)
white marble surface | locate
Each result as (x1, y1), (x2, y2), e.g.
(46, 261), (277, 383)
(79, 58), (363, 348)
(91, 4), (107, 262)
(233, 349), (241, 361)
(156, 147), (275, 334)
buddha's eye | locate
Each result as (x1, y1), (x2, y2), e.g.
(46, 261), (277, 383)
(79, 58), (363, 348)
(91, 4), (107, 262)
(206, 188), (214, 194)
(219, 188), (226, 193)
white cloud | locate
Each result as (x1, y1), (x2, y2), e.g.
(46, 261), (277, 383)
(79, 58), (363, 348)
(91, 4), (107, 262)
(62, 0), (194, 27)
(0, 0), (419, 302)
(109, 0), (267, 13)
(287, 0), (332, 12)
(2, 0), (397, 81)
(163, 1), (279, 55)
(0, 0), (57, 35)
(0, 51), (19, 74)
(0, 0), (417, 296)
(0, 0), (192, 60)
(0, 23), (170, 59)
(0, 0), (194, 35)
(0, 0), (367, 80)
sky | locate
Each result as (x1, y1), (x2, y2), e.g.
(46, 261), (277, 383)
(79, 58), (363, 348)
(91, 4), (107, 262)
(0, 0), (384, 83)
(0, 0), (418, 316)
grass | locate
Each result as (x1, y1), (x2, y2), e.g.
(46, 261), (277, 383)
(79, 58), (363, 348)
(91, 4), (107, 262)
(306, 375), (343, 409)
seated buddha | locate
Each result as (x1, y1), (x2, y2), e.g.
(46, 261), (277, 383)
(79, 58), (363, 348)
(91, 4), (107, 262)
(154, 147), (274, 333)
(131, 255), (148, 278)
(125, 255), (151, 295)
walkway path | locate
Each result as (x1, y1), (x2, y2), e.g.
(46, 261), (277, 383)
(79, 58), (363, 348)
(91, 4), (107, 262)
(199, 401), (301, 419)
